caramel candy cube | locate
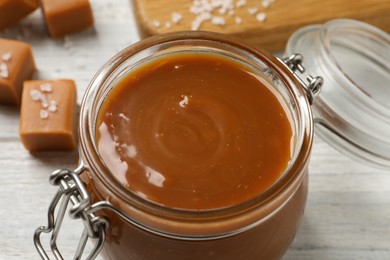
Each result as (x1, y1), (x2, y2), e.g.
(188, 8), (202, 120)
(41, 0), (94, 38)
(19, 80), (78, 152)
(0, 38), (36, 105)
(0, 0), (39, 30)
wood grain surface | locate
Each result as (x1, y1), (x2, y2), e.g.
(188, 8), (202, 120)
(0, 0), (389, 259)
(133, 0), (390, 51)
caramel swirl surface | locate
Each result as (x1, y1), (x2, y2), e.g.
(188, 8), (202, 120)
(96, 52), (293, 210)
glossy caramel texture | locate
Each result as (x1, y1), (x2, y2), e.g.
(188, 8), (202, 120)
(96, 52), (293, 210)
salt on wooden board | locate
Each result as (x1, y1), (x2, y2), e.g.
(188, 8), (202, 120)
(133, 0), (390, 51)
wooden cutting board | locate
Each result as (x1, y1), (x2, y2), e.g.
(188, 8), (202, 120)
(133, 0), (390, 52)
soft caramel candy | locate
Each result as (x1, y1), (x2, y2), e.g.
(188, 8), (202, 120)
(19, 80), (78, 152)
(0, 38), (36, 105)
(41, 0), (94, 38)
(0, 0), (39, 30)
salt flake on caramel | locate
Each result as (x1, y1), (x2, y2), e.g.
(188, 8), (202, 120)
(0, 38), (36, 105)
(30, 89), (42, 101)
(40, 83), (53, 93)
(48, 100), (58, 112)
(29, 86), (59, 118)
(40, 94), (49, 108)
(179, 95), (189, 108)
(40, 109), (49, 119)
(2, 52), (12, 62)
(0, 63), (9, 78)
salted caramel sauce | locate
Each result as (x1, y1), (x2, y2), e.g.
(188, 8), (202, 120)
(96, 52), (293, 210)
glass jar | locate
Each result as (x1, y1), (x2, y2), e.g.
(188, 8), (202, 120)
(34, 31), (321, 259)
(285, 19), (390, 168)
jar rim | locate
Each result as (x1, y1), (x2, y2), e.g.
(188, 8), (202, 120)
(79, 31), (313, 222)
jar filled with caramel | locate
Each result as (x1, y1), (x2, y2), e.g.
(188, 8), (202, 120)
(35, 31), (322, 259)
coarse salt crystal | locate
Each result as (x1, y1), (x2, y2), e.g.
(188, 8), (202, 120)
(256, 12), (267, 22)
(236, 0), (246, 8)
(125, 144), (137, 158)
(221, 0), (234, 12)
(211, 0), (221, 8)
(40, 83), (53, 93)
(41, 95), (49, 108)
(189, 0), (272, 30)
(152, 20), (161, 28)
(191, 11), (212, 30)
(201, 11), (212, 20)
(191, 20), (202, 30)
(2, 52), (12, 62)
(172, 12), (183, 24)
(165, 21), (172, 29)
(248, 7), (258, 15)
(218, 8), (227, 15)
(0, 63), (8, 78)
(211, 16), (226, 26)
(40, 109), (49, 119)
(119, 113), (130, 121)
(218, 1), (234, 15)
(179, 95), (189, 108)
(48, 103), (58, 112)
(0, 69), (9, 78)
(30, 89), (42, 101)
(200, 0), (213, 13)
(262, 0), (270, 9)
(190, 0), (214, 15)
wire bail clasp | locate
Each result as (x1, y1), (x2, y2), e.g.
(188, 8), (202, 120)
(280, 53), (323, 104)
(34, 165), (108, 260)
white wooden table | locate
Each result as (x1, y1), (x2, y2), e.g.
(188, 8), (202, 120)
(0, 1), (389, 259)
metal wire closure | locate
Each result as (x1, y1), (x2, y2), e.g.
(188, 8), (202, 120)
(279, 54), (323, 104)
(34, 164), (109, 260)
(35, 162), (256, 260)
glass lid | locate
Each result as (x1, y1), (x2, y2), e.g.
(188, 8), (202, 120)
(285, 19), (390, 169)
